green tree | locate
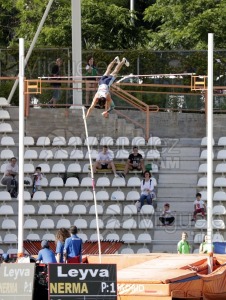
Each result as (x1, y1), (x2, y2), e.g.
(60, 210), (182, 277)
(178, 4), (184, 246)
(2, 0), (149, 50)
(144, 0), (226, 50)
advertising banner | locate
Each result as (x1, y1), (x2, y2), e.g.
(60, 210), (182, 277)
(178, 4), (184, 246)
(48, 263), (117, 300)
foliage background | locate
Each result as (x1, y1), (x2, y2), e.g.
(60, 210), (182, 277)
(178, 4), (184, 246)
(0, 0), (226, 108)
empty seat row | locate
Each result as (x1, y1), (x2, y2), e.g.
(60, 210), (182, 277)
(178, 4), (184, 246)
(0, 135), (161, 147)
(0, 190), (144, 202)
(20, 149), (161, 160)
(201, 136), (226, 147)
(200, 149), (226, 160)
(1, 231), (152, 246)
(197, 176), (226, 188)
(194, 219), (225, 229)
(0, 203), (154, 217)
(21, 136), (162, 147)
(199, 163), (226, 174)
(1, 217), (154, 231)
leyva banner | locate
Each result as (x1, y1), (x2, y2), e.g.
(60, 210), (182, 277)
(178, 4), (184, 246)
(0, 263), (35, 300)
(48, 263), (117, 300)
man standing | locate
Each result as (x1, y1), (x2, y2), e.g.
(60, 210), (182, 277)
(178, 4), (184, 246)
(48, 58), (63, 107)
(1, 157), (18, 196)
(63, 226), (82, 263)
(123, 146), (145, 177)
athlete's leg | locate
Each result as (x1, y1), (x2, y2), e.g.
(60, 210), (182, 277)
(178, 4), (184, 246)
(103, 56), (120, 76)
(110, 57), (129, 77)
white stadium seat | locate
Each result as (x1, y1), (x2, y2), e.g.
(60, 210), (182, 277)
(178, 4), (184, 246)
(122, 218), (137, 229)
(106, 204), (121, 215)
(36, 136), (51, 146)
(131, 137), (146, 146)
(116, 136), (130, 146)
(68, 136), (83, 147)
(218, 137), (226, 146)
(105, 218), (120, 229)
(84, 136), (98, 146)
(1, 136), (15, 146)
(24, 136), (35, 146)
(99, 136), (114, 146)
(147, 136), (161, 146)
(52, 136), (66, 146)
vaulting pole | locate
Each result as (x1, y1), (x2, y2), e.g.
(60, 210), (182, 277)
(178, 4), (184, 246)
(82, 107), (102, 262)
(207, 33), (214, 273)
(18, 38), (25, 257)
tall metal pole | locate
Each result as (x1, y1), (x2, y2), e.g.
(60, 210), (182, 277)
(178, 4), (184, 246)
(207, 33), (214, 273)
(71, 0), (82, 107)
(8, 0), (54, 103)
(18, 38), (25, 257)
(82, 107), (102, 262)
(130, 0), (134, 24)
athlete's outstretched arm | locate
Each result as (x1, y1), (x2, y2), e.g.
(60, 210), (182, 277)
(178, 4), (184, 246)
(86, 94), (98, 118)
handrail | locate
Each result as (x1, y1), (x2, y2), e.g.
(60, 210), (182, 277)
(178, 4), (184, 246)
(111, 84), (159, 140)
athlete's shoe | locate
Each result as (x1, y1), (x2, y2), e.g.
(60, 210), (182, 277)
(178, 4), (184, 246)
(114, 56), (120, 64)
(122, 57), (130, 67)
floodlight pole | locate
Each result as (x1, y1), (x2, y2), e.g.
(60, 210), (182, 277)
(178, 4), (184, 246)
(71, 0), (82, 108)
(207, 33), (214, 273)
(130, 0), (135, 24)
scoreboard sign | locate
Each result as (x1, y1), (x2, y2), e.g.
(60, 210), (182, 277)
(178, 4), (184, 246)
(0, 263), (35, 300)
(48, 263), (117, 300)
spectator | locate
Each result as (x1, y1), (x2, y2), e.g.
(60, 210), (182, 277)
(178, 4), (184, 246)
(199, 235), (214, 254)
(177, 232), (191, 254)
(93, 145), (119, 177)
(159, 203), (175, 226)
(55, 228), (70, 263)
(1, 253), (10, 263)
(85, 56), (98, 105)
(191, 192), (206, 222)
(63, 226), (82, 263)
(1, 157), (18, 197)
(36, 240), (57, 264)
(31, 166), (44, 198)
(48, 58), (63, 107)
(137, 170), (155, 212)
(122, 146), (145, 177)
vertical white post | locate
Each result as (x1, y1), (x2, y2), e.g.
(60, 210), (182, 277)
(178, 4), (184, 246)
(71, 0), (82, 108)
(82, 107), (102, 263)
(207, 33), (214, 273)
(18, 38), (25, 257)
(130, 0), (134, 24)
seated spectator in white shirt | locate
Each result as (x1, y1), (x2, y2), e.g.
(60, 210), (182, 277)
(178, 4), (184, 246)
(93, 145), (118, 177)
(1, 157), (18, 195)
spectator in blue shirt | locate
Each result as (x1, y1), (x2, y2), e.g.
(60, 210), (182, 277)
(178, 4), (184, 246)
(36, 240), (57, 264)
(63, 226), (82, 263)
(55, 228), (70, 263)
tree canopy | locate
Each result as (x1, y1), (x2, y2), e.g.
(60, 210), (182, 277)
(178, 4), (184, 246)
(144, 0), (226, 50)
(0, 0), (226, 50)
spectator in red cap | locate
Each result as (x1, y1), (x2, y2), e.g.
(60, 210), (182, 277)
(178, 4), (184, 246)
(159, 203), (175, 226)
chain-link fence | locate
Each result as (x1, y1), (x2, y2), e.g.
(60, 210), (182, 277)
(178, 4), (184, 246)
(1, 48), (226, 110)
